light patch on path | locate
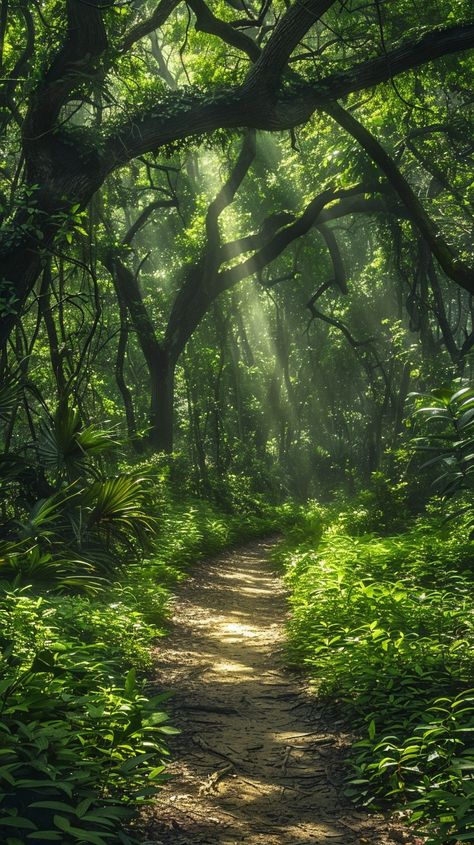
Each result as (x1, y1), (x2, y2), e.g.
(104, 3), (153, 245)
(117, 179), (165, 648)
(140, 538), (418, 845)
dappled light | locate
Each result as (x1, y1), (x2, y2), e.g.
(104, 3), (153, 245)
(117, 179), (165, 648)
(142, 540), (406, 845)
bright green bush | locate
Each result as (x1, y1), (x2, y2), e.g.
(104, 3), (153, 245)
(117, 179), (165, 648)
(411, 386), (474, 502)
(0, 586), (174, 845)
(277, 512), (474, 844)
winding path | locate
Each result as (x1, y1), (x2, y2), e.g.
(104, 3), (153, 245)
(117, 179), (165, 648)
(141, 538), (415, 845)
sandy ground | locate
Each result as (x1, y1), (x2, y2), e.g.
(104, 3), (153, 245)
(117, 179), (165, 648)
(139, 538), (418, 845)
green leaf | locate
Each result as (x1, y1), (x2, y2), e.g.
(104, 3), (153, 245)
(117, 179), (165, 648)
(28, 802), (74, 814)
(53, 816), (72, 833)
(0, 819), (38, 830)
(124, 668), (136, 695)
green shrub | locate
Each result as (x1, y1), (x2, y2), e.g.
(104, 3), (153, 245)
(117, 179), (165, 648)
(0, 453), (289, 844)
(0, 587), (175, 845)
(337, 472), (410, 536)
(277, 514), (474, 844)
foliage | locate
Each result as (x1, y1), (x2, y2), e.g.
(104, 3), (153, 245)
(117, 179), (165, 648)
(411, 386), (474, 529)
(0, 431), (288, 844)
(276, 505), (474, 843)
(1, 0), (474, 839)
(337, 472), (410, 535)
(0, 585), (173, 845)
(0, 403), (158, 588)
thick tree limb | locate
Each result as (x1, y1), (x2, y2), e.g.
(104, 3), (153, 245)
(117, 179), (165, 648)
(105, 23), (474, 169)
(165, 132), (256, 354)
(206, 129), (256, 245)
(104, 254), (162, 372)
(243, 0), (338, 91)
(23, 0), (107, 144)
(216, 188), (338, 291)
(315, 23), (474, 99)
(212, 187), (412, 308)
(427, 253), (460, 365)
(316, 223), (347, 293)
(219, 192), (406, 261)
(316, 195), (408, 223)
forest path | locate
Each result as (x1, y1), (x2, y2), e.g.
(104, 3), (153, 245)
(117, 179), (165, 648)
(140, 537), (415, 845)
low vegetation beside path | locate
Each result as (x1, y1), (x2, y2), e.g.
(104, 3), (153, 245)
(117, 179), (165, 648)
(276, 502), (474, 845)
(0, 438), (289, 845)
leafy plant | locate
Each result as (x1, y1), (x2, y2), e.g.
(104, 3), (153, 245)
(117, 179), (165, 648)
(0, 404), (157, 587)
(277, 509), (474, 843)
(0, 628), (173, 844)
(38, 403), (117, 484)
(411, 386), (474, 509)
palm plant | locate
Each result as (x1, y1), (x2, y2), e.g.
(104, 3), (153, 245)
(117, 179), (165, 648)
(38, 402), (118, 484)
(0, 400), (157, 589)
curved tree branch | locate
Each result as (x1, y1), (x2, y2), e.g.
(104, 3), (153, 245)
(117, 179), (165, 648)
(323, 99), (474, 294)
(315, 23), (474, 99)
(165, 131), (257, 354)
(105, 23), (474, 169)
(188, 0), (261, 61)
(122, 0), (181, 52)
(123, 198), (178, 246)
(316, 223), (347, 293)
(205, 129), (257, 245)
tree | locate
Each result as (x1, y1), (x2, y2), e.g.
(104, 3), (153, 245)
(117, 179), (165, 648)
(0, 0), (473, 354)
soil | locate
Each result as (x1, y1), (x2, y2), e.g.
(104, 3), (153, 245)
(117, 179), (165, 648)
(139, 537), (419, 845)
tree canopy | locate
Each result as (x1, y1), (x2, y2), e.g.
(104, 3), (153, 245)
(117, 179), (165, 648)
(0, 0), (473, 468)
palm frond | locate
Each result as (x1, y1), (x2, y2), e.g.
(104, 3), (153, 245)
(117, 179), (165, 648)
(84, 475), (156, 546)
(0, 377), (22, 423)
(38, 403), (119, 482)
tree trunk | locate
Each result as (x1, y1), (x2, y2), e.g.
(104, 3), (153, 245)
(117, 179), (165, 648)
(149, 347), (175, 453)
(105, 253), (177, 451)
(38, 262), (67, 399)
(115, 302), (138, 444)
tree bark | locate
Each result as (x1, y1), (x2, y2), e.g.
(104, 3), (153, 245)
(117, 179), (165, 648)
(115, 292), (138, 442)
(38, 261), (67, 399)
(149, 346), (175, 453)
(105, 252), (177, 451)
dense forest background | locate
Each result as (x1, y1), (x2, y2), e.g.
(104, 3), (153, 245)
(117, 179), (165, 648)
(0, 1), (473, 844)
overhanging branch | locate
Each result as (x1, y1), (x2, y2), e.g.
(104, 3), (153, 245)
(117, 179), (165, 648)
(105, 23), (474, 170)
(323, 99), (474, 294)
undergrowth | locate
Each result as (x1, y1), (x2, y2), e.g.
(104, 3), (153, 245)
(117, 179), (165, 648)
(0, 461), (288, 845)
(276, 502), (474, 845)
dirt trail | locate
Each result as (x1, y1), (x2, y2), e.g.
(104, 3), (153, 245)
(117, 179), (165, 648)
(141, 538), (415, 845)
